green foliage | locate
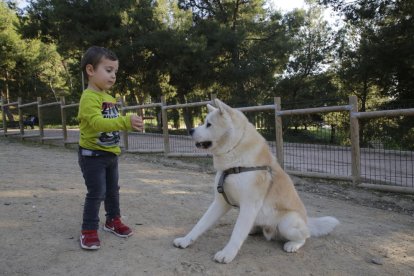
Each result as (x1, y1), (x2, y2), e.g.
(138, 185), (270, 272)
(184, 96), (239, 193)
(1, 2), (67, 103)
(0, 0), (412, 150)
(319, 0), (414, 149)
(0, 1), (23, 99)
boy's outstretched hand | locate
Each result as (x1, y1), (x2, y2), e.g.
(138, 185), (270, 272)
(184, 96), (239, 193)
(130, 115), (144, 132)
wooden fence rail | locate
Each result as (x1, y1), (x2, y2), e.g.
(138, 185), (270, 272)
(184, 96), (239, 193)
(1, 95), (413, 194)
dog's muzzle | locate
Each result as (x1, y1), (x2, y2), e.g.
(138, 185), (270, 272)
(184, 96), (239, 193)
(195, 141), (212, 149)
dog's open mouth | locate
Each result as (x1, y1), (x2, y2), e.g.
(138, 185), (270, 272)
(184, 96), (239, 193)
(195, 141), (212, 149)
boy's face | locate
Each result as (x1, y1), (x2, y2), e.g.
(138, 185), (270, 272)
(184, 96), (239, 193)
(86, 57), (119, 91)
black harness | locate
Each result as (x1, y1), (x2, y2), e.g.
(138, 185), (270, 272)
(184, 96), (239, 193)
(217, 166), (272, 208)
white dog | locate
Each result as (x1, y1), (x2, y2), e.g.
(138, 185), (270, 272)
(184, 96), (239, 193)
(173, 99), (339, 263)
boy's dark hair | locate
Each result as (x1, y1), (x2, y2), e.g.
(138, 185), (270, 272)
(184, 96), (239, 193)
(81, 46), (118, 80)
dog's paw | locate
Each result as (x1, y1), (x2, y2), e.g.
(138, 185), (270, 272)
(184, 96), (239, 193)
(173, 237), (192, 249)
(213, 248), (238, 264)
(283, 240), (305, 253)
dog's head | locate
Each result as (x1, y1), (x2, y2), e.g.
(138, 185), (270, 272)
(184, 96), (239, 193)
(190, 99), (246, 153)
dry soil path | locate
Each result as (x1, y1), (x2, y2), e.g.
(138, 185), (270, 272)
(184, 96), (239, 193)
(0, 138), (413, 275)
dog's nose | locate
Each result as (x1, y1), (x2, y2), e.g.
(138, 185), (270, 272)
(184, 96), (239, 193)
(189, 128), (194, 136)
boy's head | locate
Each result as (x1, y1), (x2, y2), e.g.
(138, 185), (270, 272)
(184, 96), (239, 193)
(81, 46), (118, 81)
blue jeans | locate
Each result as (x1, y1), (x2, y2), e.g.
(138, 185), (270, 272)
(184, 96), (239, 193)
(78, 149), (120, 230)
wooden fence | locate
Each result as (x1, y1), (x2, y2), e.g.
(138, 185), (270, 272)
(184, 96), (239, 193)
(1, 95), (413, 194)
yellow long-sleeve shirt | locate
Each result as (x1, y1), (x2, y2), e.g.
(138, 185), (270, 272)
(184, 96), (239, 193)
(77, 89), (132, 155)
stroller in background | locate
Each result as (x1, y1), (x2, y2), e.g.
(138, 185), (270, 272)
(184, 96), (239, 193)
(23, 115), (38, 129)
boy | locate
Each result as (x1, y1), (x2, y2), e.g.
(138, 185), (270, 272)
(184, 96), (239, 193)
(78, 46), (143, 250)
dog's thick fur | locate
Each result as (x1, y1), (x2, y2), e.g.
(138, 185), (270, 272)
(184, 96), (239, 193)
(173, 99), (339, 263)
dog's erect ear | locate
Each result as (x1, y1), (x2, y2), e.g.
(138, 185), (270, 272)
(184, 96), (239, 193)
(207, 104), (217, 113)
(214, 99), (231, 115)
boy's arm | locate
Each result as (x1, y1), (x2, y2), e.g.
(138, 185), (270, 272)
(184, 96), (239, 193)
(79, 95), (132, 132)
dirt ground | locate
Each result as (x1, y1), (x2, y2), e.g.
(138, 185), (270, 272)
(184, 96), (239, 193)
(0, 138), (413, 276)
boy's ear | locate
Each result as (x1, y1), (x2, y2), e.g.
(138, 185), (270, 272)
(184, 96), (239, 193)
(85, 64), (94, 76)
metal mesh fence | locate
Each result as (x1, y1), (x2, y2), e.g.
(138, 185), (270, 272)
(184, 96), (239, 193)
(282, 111), (352, 178)
(40, 104), (62, 139)
(164, 105), (280, 156)
(123, 132), (164, 152)
(64, 104), (80, 144)
(1, 96), (413, 191)
(359, 116), (414, 188)
(166, 104), (210, 155)
(123, 107), (164, 152)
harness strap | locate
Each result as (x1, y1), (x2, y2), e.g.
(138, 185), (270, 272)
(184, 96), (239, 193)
(217, 166), (272, 208)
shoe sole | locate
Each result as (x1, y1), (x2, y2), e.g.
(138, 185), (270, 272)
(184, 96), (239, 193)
(103, 225), (133, 238)
(80, 236), (100, 250)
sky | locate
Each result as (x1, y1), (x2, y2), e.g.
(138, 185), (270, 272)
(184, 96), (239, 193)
(269, 0), (342, 27)
(268, 0), (307, 11)
(15, 0), (307, 11)
(16, 0), (340, 27)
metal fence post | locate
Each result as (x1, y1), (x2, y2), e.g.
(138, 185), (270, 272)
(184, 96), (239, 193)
(161, 96), (170, 156)
(349, 95), (361, 185)
(275, 97), (284, 168)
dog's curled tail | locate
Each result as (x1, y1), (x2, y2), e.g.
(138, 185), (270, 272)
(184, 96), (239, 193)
(307, 216), (339, 237)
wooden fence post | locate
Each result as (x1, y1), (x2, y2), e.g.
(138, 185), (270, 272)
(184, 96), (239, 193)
(275, 97), (284, 168)
(210, 93), (217, 103)
(161, 96), (170, 156)
(349, 95), (361, 185)
(18, 97), (24, 137)
(120, 96), (129, 151)
(37, 97), (44, 143)
(1, 96), (7, 136)
(60, 96), (68, 144)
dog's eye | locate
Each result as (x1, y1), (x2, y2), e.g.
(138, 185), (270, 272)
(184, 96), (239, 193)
(206, 122), (211, 128)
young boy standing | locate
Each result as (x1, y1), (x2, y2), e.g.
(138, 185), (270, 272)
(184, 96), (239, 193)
(78, 46), (143, 250)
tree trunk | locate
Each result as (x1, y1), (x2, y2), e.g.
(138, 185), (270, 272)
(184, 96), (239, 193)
(179, 94), (193, 133)
(330, 124), (336, 144)
(4, 70), (10, 103)
(359, 80), (368, 147)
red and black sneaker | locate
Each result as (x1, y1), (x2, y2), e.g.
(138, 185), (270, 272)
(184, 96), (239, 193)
(80, 230), (100, 250)
(103, 216), (133, 238)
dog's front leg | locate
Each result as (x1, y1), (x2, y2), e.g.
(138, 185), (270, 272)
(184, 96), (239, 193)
(214, 202), (261, 263)
(174, 198), (231, 249)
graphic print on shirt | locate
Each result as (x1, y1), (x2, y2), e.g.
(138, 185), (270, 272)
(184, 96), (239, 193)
(97, 102), (120, 147)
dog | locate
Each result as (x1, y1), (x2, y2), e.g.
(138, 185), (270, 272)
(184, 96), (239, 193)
(173, 99), (339, 263)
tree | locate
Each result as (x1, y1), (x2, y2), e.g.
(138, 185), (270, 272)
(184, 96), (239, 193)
(1, 2), (67, 103)
(275, 3), (340, 104)
(320, 0), (414, 105)
(321, 0), (414, 147)
(176, 0), (293, 107)
(21, 0), (139, 98)
(0, 1), (23, 102)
